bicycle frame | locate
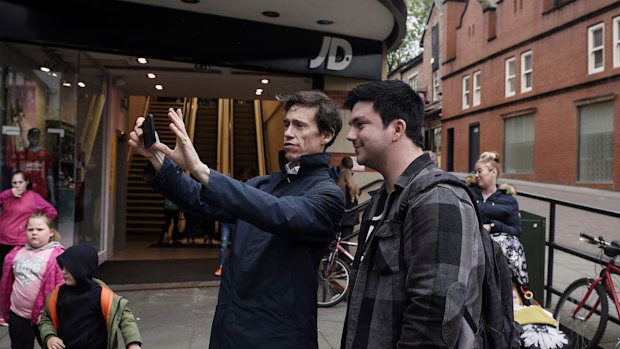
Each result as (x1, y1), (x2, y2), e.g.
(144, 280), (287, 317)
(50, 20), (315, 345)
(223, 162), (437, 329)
(573, 261), (620, 323)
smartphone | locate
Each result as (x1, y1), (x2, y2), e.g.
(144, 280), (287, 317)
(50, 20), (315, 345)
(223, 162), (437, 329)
(142, 114), (156, 148)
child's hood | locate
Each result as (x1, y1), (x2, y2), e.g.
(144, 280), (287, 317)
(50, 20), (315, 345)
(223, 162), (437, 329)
(57, 243), (98, 286)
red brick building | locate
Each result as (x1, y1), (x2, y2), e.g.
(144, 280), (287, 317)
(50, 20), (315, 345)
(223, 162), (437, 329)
(394, 0), (620, 190)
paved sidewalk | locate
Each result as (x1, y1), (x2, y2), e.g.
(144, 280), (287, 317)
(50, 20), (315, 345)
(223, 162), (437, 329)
(0, 282), (346, 349)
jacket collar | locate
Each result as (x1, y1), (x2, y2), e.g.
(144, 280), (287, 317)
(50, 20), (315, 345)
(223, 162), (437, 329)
(278, 150), (331, 176)
(393, 152), (435, 192)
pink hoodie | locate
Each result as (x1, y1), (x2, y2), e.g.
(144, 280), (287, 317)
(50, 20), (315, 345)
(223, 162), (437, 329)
(0, 189), (57, 246)
(0, 243), (65, 324)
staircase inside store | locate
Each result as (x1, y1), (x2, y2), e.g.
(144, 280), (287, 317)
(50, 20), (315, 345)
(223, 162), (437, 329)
(193, 99), (218, 167)
(232, 100), (258, 174)
(125, 99), (185, 238)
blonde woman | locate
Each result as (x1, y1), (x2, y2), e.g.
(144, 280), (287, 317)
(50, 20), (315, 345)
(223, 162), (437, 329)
(469, 151), (528, 286)
(336, 157), (359, 240)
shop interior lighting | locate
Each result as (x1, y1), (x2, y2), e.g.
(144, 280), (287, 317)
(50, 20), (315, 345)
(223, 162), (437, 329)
(62, 81), (71, 87)
(147, 73), (157, 79)
(77, 81), (86, 88)
(39, 66), (51, 73)
(155, 84), (164, 90)
(255, 88), (263, 96)
(260, 78), (270, 84)
(137, 57), (148, 64)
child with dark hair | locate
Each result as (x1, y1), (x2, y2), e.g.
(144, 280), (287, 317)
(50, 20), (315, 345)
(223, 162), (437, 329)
(38, 244), (142, 349)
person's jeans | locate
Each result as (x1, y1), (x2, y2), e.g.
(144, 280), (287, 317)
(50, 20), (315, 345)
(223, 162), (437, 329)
(218, 223), (234, 266)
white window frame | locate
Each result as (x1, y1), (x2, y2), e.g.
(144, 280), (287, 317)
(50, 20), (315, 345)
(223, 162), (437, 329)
(433, 70), (441, 102)
(409, 74), (419, 91)
(521, 51), (532, 93)
(588, 23), (605, 74)
(473, 71), (481, 106)
(462, 75), (470, 109)
(505, 57), (516, 97)
(614, 17), (620, 68)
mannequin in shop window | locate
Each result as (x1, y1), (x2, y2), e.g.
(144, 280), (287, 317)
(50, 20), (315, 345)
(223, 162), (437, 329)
(15, 125), (55, 206)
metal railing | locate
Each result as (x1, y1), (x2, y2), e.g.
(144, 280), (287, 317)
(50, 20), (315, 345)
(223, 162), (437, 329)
(518, 190), (620, 326)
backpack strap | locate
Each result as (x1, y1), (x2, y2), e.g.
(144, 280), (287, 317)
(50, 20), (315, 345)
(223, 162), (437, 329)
(49, 284), (115, 332)
(395, 171), (484, 335)
(100, 285), (114, 331)
(48, 287), (60, 330)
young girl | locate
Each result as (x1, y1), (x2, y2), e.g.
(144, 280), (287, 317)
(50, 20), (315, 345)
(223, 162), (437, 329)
(0, 212), (65, 349)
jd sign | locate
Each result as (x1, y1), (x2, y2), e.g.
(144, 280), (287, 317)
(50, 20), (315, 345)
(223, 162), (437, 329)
(309, 36), (353, 71)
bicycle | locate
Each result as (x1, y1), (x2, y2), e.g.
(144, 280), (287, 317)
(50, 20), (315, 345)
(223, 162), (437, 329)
(316, 230), (358, 307)
(553, 232), (620, 349)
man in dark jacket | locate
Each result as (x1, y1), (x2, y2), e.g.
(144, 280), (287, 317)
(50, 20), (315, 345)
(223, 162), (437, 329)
(341, 80), (485, 348)
(129, 91), (344, 349)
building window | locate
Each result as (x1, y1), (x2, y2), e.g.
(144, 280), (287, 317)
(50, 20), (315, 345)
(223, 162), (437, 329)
(578, 101), (614, 182)
(462, 75), (470, 109)
(504, 114), (535, 173)
(433, 70), (441, 102)
(473, 71), (481, 106)
(505, 57), (516, 97)
(521, 51), (532, 92)
(409, 74), (418, 91)
(614, 17), (620, 68)
(588, 23), (604, 74)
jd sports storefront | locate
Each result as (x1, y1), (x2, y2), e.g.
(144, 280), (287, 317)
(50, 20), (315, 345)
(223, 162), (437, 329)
(0, 0), (405, 259)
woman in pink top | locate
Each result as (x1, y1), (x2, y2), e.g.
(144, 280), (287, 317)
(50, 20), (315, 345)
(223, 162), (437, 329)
(0, 212), (64, 349)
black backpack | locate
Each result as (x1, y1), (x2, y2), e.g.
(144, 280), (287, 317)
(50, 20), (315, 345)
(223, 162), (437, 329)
(396, 171), (522, 348)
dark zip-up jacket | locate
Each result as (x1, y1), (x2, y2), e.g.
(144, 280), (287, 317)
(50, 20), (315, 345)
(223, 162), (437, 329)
(469, 185), (522, 237)
(146, 151), (344, 349)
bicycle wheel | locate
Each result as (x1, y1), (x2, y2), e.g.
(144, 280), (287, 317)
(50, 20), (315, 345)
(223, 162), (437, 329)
(316, 257), (350, 308)
(553, 277), (609, 349)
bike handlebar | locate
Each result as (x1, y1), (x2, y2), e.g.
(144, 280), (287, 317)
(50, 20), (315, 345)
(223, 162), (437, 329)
(580, 232), (611, 247)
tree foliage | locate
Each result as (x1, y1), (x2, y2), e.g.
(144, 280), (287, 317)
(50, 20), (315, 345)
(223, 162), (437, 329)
(387, 0), (433, 73)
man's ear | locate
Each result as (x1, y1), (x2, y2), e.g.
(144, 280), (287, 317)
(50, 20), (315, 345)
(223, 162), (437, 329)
(392, 119), (407, 141)
(320, 131), (335, 145)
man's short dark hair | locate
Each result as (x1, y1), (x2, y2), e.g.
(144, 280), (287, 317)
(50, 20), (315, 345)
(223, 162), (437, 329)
(344, 80), (425, 148)
(277, 90), (342, 149)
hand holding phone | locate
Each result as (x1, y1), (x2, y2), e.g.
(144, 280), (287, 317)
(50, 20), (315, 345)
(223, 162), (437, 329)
(142, 114), (156, 148)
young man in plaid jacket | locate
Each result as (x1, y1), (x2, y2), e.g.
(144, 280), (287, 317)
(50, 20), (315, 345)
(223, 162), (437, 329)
(341, 80), (485, 348)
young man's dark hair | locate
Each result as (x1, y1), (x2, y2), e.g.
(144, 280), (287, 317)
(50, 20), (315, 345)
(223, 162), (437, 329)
(344, 80), (425, 148)
(278, 90), (343, 149)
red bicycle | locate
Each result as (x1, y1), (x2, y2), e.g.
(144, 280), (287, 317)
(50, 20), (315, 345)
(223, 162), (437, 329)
(316, 230), (358, 307)
(553, 233), (620, 349)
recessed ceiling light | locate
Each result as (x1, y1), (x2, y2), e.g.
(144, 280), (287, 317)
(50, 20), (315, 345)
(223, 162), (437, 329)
(317, 20), (334, 25)
(255, 88), (264, 95)
(147, 73), (157, 79)
(40, 66), (50, 72)
(260, 78), (270, 84)
(62, 81), (71, 87)
(77, 81), (86, 88)
(137, 57), (148, 64)
(262, 11), (280, 18)
(155, 84), (164, 90)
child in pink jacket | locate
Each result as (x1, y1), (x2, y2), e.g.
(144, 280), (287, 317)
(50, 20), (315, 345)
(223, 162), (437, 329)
(0, 212), (64, 349)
